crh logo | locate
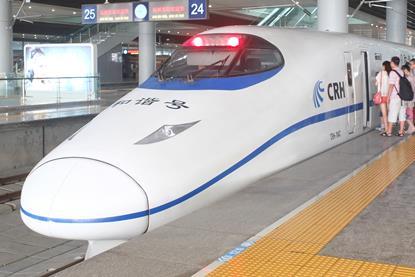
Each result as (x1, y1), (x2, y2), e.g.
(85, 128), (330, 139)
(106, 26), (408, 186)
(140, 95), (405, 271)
(313, 80), (324, 108)
(313, 80), (346, 108)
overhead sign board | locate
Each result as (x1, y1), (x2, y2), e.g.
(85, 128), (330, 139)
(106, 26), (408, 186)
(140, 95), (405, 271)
(98, 3), (133, 23)
(82, 0), (208, 24)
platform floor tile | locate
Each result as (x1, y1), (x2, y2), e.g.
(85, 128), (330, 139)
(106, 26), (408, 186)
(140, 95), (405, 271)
(209, 137), (415, 276)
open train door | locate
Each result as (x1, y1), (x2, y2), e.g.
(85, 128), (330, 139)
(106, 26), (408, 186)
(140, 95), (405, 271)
(344, 52), (357, 134)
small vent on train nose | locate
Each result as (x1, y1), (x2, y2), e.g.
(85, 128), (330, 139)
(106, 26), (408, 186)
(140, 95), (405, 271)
(135, 121), (200, 145)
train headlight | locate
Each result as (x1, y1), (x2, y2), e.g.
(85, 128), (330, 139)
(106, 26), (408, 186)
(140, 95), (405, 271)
(135, 121), (200, 145)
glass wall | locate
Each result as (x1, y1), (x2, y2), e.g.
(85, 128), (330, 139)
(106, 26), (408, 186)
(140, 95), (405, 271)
(0, 75), (100, 107)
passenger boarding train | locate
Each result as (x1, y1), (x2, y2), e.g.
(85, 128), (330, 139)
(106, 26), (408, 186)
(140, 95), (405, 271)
(20, 26), (415, 258)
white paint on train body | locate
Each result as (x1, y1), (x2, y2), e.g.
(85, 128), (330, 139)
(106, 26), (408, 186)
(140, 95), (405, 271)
(19, 26), (415, 258)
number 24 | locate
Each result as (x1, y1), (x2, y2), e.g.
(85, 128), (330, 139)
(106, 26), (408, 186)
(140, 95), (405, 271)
(191, 3), (204, 15)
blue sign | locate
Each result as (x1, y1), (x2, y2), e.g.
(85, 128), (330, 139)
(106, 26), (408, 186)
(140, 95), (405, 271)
(82, 5), (98, 25)
(189, 0), (207, 19)
(134, 2), (149, 22)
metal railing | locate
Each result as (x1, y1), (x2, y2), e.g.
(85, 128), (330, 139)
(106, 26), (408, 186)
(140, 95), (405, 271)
(0, 75), (100, 108)
(67, 23), (135, 44)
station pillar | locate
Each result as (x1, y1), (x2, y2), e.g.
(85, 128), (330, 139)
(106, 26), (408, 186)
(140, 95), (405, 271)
(317, 0), (348, 33)
(138, 21), (156, 85)
(386, 0), (407, 44)
(0, 0), (12, 74)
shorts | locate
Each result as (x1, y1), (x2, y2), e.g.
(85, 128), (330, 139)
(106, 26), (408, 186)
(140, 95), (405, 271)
(388, 98), (406, 123)
(381, 96), (388, 104)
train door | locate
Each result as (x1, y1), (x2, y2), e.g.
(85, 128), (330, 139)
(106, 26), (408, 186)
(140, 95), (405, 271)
(344, 52), (356, 134)
(361, 51), (371, 128)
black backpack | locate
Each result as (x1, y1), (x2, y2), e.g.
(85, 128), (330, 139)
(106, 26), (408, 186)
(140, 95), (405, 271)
(393, 70), (414, 101)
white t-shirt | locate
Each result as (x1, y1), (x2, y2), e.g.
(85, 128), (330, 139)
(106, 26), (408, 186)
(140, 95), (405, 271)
(376, 70), (389, 96)
(388, 69), (404, 100)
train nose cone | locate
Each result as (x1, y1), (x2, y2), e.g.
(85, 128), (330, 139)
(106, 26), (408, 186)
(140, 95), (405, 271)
(20, 158), (149, 241)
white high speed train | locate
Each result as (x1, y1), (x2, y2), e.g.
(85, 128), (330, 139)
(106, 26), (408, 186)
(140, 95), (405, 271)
(20, 26), (415, 258)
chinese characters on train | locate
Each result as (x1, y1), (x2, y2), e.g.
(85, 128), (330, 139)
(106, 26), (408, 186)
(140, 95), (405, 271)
(112, 98), (189, 110)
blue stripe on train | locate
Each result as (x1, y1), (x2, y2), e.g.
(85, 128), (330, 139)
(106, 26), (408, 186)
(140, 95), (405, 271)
(139, 67), (282, 91)
(21, 102), (364, 224)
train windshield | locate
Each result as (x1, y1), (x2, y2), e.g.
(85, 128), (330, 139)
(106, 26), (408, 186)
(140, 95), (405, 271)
(157, 34), (284, 80)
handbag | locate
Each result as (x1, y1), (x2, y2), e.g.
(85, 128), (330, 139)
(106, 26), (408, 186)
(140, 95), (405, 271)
(373, 71), (383, 105)
(373, 91), (382, 105)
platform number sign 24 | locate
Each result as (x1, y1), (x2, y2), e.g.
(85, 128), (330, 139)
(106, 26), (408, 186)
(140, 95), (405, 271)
(189, 0), (207, 19)
(82, 5), (98, 24)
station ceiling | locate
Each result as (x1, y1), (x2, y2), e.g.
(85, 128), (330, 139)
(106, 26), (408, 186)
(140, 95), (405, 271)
(28, 0), (316, 9)
(12, 0), (415, 35)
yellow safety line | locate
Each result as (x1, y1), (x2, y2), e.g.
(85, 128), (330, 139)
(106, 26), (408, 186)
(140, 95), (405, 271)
(209, 137), (415, 277)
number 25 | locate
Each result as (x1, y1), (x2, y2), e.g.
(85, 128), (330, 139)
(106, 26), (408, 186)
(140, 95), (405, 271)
(84, 9), (96, 20)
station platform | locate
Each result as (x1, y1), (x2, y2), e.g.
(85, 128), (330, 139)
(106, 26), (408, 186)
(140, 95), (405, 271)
(0, 88), (129, 179)
(57, 131), (415, 277)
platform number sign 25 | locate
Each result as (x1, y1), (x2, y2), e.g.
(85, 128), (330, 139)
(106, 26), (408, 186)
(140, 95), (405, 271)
(189, 0), (208, 19)
(82, 5), (98, 24)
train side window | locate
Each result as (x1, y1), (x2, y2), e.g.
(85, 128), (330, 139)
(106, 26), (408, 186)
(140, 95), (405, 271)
(346, 63), (353, 86)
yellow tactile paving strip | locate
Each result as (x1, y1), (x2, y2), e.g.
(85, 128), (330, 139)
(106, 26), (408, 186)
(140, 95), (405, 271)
(209, 137), (415, 277)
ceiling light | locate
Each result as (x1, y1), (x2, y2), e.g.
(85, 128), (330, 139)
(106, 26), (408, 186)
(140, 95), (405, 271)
(73, 11), (77, 15)
(177, 31), (180, 34)
(28, 6), (32, 9)
(208, 4), (212, 8)
(51, 8), (55, 12)
(167, 30), (171, 33)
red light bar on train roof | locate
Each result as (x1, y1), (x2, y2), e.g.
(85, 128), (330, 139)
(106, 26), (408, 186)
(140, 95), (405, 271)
(183, 34), (245, 48)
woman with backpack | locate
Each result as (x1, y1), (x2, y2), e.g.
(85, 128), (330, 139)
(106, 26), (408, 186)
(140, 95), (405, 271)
(376, 61), (391, 133)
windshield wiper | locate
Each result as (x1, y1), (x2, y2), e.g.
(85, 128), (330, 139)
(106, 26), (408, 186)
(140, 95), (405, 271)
(186, 55), (230, 82)
(156, 66), (165, 81)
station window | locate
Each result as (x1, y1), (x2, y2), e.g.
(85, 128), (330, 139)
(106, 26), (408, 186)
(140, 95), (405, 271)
(156, 34), (284, 80)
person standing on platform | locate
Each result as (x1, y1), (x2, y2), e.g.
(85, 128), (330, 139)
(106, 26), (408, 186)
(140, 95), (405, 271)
(410, 59), (415, 75)
(383, 56), (406, 137)
(402, 64), (415, 134)
(376, 61), (391, 132)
